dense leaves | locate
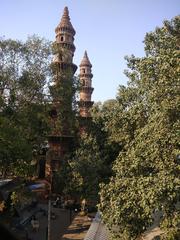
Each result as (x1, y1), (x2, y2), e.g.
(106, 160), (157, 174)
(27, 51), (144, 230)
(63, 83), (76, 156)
(70, 134), (103, 203)
(99, 16), (180, 239)
(68, 100), (120, 204)
(0, 36), (52, 176)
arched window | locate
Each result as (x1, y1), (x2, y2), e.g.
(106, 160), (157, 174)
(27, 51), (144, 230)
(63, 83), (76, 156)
(61, 36), (64, 41)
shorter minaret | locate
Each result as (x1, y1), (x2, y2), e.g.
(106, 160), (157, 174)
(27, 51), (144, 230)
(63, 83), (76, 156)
(78, 51), (94, 132)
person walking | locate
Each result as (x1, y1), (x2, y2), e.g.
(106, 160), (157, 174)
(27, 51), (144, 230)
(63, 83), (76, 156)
(31, 215), (39, 232)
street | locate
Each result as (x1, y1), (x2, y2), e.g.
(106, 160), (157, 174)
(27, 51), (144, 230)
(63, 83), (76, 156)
(24, 204), (76, 240)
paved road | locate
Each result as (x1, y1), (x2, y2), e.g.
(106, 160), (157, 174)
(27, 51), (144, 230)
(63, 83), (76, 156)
(23, 204), (76, 240)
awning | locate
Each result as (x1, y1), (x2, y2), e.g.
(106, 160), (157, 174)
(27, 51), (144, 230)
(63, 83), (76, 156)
(28, 183), (45, 190)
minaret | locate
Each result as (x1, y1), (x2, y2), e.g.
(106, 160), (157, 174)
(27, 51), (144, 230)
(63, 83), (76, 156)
(47, 7), (77, 179)
(53, 6), (77, 72)
(78, 51), (94, 133)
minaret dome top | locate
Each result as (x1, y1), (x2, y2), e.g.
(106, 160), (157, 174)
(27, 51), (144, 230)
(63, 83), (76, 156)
(80, 51), (92, 67)
(55, 6), (75, 35)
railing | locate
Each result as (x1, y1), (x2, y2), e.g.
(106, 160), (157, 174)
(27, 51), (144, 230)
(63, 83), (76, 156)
(84, 212), (109, 240)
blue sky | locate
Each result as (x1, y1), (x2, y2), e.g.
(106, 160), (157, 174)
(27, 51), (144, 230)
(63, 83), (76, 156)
(0, 0), (179, 102)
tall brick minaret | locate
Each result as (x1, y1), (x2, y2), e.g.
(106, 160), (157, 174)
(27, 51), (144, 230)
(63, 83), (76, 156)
(47, 7), (77, 179)
(78, 51), (94, 133)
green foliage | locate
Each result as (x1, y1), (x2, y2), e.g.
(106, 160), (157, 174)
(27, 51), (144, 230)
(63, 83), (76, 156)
(49, 73), (79, 135)
(49, 42), (79, 136)
(99, 16), (180, 239)
(0, 116), (32, 176)
(160, 213), (180, 240)
(70, 134), (104, 203)
(51, 156), (75, 195)
(0, 35), (52, 176)
(91, 100), (120, 181)
(68, 99), (120, 203)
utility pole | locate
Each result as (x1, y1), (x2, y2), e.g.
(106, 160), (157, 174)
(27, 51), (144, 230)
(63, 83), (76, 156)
(47, 171), (52, 240)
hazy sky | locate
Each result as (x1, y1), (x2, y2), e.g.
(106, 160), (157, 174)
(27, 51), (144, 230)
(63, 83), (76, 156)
(0, 0), (179, 102)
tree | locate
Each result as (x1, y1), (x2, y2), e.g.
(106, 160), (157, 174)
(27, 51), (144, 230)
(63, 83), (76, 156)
(60, 99), (120, 205)
(91, 100), (120, 181)
(66, 99), (120, 204)
(70, 134), (103, 204)
(0, 35), (52, 176)
(99, 16), (180, 239)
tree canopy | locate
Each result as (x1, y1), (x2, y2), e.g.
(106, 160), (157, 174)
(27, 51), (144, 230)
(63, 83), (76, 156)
(99, 16), (180, 239)
(0, 35), (52, 177)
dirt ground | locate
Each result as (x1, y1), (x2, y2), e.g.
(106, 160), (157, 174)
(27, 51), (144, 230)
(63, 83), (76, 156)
(61, 214), (93, 240)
